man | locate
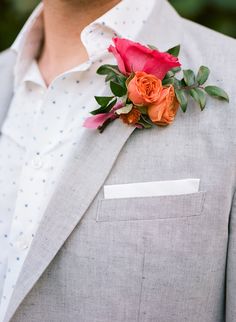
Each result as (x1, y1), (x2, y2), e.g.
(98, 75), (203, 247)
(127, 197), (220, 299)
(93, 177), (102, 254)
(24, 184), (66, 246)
(0, 0), (235, 321)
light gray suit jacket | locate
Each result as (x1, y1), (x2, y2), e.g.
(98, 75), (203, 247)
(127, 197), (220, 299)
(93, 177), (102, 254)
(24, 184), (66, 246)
(0, 1), (236, 321)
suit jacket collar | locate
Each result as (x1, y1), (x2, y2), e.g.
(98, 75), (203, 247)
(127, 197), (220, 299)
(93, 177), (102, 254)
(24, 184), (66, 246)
(2, 1), (183, 320)
(0, 50), (16, 130)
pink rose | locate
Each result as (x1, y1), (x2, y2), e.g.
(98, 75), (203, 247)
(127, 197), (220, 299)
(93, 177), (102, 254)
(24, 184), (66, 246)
(108, 38), (181, 80)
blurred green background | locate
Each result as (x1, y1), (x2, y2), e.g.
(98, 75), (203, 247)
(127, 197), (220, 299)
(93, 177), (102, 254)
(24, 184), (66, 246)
(0, 0), (235, 51)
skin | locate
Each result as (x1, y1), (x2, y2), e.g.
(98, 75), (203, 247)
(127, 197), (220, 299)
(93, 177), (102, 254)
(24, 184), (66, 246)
(38, 0), (121, 85)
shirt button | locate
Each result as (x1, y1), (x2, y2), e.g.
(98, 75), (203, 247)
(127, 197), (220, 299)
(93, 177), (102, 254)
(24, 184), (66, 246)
(31, 155), (43, 169)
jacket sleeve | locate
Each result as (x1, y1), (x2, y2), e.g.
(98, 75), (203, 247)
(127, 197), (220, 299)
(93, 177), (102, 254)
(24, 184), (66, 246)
(226, 189), (236, 321)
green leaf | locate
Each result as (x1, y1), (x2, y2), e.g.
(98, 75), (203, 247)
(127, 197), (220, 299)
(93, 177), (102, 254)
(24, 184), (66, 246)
(105, 73), (127, 85)
(205, 86), (229, 102)
(197, 66), (210, 85)
(116, 104), (133, 115)
(95, 96), (114, 106)
(162, 78), (175, 86)
(136, 105), (148, 115)
(171, 67), (181, 74)
(97, 65), (127, 84)
(163, 68), (181, 82)
(164, 71), (175, 79)
(183, 69), (196, 86)
(190, 88), (207, 111)
(116, 75), (127, 88)
(167, 45), (181, 57)
(137, 115), (153, 129)
(110, 81), (127, 97)
(180, 78), (186, 87)
(91, 98), (117, 115)
(105, 74), (115, 82)
(175, 89), (188, 113)
(97, 64), (121, 76)
(173, 78), (182, 89)
(125, 72), (135, 87)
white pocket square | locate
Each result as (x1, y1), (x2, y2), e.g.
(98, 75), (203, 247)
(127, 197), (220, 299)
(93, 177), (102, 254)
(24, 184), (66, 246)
(104, 179), (200, 199)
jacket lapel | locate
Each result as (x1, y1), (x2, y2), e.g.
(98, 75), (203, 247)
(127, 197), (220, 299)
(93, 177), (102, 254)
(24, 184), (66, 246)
(5, 120), (135, 322)
(4, 1), (183, 320)
(0, 50), (16, 130)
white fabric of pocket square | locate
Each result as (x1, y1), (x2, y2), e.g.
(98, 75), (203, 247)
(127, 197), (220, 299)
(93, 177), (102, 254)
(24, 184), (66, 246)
(104, 179), (200, 199)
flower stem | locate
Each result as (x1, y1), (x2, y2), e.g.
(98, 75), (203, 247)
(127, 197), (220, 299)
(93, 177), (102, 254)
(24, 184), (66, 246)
(98, 118), (115, 133)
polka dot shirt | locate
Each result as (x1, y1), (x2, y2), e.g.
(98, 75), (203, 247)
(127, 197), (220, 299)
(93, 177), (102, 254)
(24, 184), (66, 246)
(0, 0), (156, 319)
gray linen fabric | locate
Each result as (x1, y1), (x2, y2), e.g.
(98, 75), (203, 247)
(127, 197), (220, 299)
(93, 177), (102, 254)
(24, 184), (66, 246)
(0, 1), (235, 321)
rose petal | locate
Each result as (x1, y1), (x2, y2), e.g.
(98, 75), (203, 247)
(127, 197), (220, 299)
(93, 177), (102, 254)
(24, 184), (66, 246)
(135, 123), (144, 129)
(108, 45), (128, 75)
(110, 38), (181, 80)
(113, 38), (152, 73)
(144, 52), (181, 80)
(83, 102), (124, 129)
(83, 113), (112, 129)
(124, 46), (151, 72)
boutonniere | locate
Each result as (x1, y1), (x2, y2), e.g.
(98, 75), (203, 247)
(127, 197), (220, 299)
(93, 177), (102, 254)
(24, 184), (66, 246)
(84, 38), (229, 133)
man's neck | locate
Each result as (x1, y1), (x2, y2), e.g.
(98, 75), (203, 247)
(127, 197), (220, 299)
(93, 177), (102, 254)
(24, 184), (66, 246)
(38, 0), (121, 86)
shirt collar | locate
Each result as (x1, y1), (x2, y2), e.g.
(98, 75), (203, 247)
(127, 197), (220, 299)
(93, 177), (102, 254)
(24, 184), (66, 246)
(11, 3), (43, 90)
(11, 0), (157, 89)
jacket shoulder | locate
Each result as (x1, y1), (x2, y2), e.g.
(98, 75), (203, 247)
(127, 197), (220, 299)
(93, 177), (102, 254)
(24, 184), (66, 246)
(182, 18), (236, 55)
(0, 48), (16, 69)
(180, 19), (236, 138)
(182, 18), (236, 102)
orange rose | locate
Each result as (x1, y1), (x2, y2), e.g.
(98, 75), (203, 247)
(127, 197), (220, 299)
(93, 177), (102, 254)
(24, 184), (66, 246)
(120, 107), (141, 125)
(147, 85), (179, 126)
(127, 71), (162, 106)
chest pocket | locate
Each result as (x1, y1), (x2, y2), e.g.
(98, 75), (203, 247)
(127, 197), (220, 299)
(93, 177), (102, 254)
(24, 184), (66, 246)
(96, 191), (206, 222)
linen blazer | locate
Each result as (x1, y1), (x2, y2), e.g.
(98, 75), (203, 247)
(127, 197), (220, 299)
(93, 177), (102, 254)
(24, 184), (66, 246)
(0, 1), (236, 321)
